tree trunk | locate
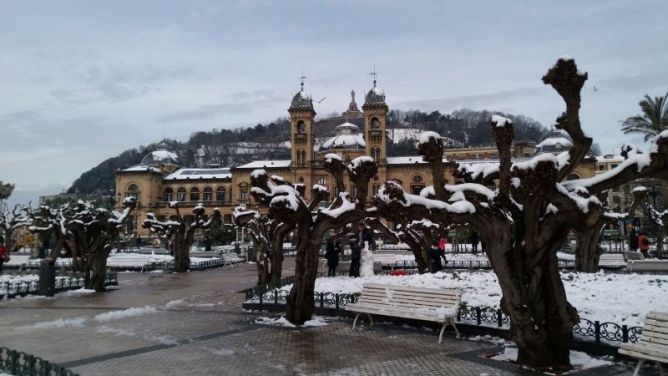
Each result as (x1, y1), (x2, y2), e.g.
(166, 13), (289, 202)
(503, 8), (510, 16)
(484, 228), (577, 370)
(173, 233), (190, 273)
(574, 224), (605, 272)
(656, 229), (665, 259)
(254, 242), (270, 286)
(271, 241), (285, 284)
(86, 250), (110, 292)
(285, 228), (320, 325)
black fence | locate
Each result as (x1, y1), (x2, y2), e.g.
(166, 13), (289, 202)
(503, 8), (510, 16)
(0, 272), (118, 300)
(0, 347), (78, 376)
(243, 288), (643, 347)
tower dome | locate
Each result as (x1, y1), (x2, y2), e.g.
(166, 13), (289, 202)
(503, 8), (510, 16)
(140, 143), (179, 169)
(535, 129), (573, 155)
(365, 84), (386, 105)
(320, 122), (366, 151)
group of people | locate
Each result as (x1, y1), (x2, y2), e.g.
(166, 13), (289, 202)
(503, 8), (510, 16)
(629, 229), (652, 257)
(324, 223), (375, 277)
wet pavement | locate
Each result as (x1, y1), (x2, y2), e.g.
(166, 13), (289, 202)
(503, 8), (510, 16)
(0, 258), (653, 375)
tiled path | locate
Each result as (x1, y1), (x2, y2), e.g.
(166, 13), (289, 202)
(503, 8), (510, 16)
(0, 260), (654, 375)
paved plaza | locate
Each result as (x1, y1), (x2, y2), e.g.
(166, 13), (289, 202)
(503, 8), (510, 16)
(0, 259), (654, 375)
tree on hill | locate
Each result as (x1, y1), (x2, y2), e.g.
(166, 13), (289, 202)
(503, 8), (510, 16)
(622, 91), (668, 142)
(374, 58), (668, 369)
(0, 181), (15, 201)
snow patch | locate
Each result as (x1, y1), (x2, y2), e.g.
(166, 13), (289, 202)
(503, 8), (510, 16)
(94, 306), (158, 322)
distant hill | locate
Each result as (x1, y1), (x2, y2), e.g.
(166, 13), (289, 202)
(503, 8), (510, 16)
(67, 108), (548, 195)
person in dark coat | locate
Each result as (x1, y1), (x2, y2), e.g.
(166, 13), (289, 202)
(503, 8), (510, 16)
(325, 239), (340, 277)
(469, 232), (479, 255)
(427, 243), (443, 273)
(349, 236), (361, 277)
(357, 223), (375, 251)
(629, 229), (639, 253)
(0, 236), (7, 274)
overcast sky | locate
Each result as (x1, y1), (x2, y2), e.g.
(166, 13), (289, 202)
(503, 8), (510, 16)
(2, 0), (667, 206)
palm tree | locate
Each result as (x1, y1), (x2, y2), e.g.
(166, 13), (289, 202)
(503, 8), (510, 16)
(621, 92), (668, 142)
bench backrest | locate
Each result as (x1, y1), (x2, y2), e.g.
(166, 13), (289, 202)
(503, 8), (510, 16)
(624, 251), (644, 261)
(358, 283), (461, 310)
(638, 311), (668, 350)
(599, 253), (625, 261)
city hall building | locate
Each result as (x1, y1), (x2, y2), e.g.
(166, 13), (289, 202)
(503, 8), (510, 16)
(115, 79), (596, 236)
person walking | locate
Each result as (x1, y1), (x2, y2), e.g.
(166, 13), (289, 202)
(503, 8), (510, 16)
(427, 242), (443, 273)
(638, 232), (651, 258)
(325, 239), (340, 277)
(349, 237), (361, 277)
(438, 236), (448, 266)
(629, 229), (639, 253)
(469, 232), (479, 255)
(0, 236), (8, 274)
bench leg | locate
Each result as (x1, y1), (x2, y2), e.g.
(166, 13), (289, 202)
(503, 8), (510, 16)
(367, 313), (374, 327)
(658, 362), (664, 376)
(352, 313), (361, 330)
(438, 318), (461, 343)
(439, 322), (447, 344)
(633, 359), (644, 376)
(451, 318), (461, 339)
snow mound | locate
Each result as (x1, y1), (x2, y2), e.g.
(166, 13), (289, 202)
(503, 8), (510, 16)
(94, 306), (158, 322)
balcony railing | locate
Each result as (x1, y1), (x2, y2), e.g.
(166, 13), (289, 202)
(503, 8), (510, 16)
(153, 200), (233, 208)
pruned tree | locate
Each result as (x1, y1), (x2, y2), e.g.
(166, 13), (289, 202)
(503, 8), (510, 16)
(374, 58), (668, 369)
(644, 200), (667, 256)
(142, 202), (221, 272)
(0, 203), (30, 250)
(233, 205), (295, 286)
(250, 154), (376, 324)
(573, 187), (647, 272)
(28, 197), (137, 291)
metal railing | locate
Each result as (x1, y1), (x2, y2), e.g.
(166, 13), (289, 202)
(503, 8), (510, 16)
(0, 273), (118, 300)
(0, 347), (78, 376)
(243, 287), (643, 346)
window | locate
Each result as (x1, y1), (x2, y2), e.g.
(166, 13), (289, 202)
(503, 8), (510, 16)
(202, 187), (213, 201)
(190, 187), (200, 201)
(412, 175), (424, 183)
(239, 182), (249, 203)
(611, 164), (619, 169)
(177, 188), (186, 201)
(298, 176), (305, 183)
(372, 184), (380, 195)
(371, 117), (380, 129)
(598, 165), (606, 171)
(297, 120), (305, 133)
(163, 188), (173, 202)
(216, 187), (226, 202)
(126, 184), (141, 202)
(316, 177), (326, 186)
(411, 176), (424, 195)
(566, 174), (580, 181)
(371, 147), (380, 161)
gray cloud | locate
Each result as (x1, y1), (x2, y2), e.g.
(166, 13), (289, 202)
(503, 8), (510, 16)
(393, 87), (545, 112)
(158, 89), (285, 123)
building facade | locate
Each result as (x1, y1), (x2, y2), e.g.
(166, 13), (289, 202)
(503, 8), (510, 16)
(115, 80), (597, 236)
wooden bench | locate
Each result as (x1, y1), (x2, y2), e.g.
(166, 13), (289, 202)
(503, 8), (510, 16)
(625, 251), (645, 261)
(346, 283), (462, 343)
(627, 260), (668, 273)
(618, 311), (667, 376)
(598, 253), (627, 269)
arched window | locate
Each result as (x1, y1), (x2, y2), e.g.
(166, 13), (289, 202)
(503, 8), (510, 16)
(202, 187), (213, 201)
(177, 188), (186, 201)
(297, 149), (306, 166)
(216, 187), (226, 202)
(163, 188), (173, 202)
(371, 117), (380, 129)
(190, 187), (200, 201)
(297, 120), (305, 134)
(126, 184), (141, 202)
(298, 176), (305, 183)
(239, 182), (249, 204)
(411, 175), (424, 195)
(371, 147), (380, 161)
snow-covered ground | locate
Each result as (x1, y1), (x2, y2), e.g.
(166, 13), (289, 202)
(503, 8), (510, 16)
(5, 252), (223, 269)
(276, 270), (668, 326)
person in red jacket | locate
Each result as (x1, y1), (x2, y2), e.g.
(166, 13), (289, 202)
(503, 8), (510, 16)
(0, 236), (8, 274)
(637, 232), (651, 258)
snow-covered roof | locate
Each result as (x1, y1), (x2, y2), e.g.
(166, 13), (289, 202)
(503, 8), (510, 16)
(320, 122), (366, 151)
(235, 160), (292, 169)
(536, 137), (573, 149)
(141, 149), (179, 166)
(596, 155), (625, 163)
(163, 168), (231, 181)
(121, 165), (162, 173)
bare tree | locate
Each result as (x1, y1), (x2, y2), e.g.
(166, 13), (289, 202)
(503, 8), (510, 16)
(0, 203), (30, 250)
(573, 188), (647, 272)
(250, 154), (376, 324)
(233, 206), (295, 286)
(374, 58), (668, 369)
(142, 202), (221, 272)
(28, 198), (137, 291)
